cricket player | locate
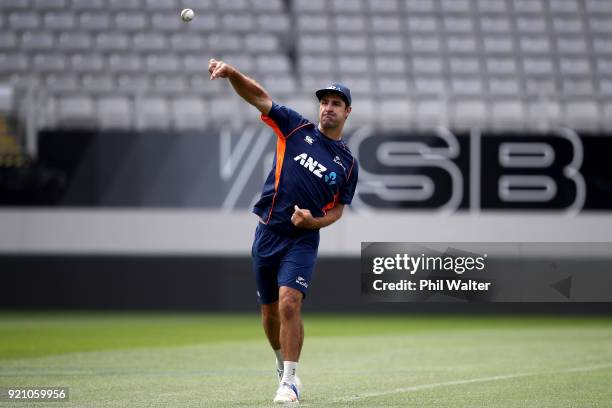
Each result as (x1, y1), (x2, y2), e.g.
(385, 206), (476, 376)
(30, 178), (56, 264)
(208, 58), (358, 404)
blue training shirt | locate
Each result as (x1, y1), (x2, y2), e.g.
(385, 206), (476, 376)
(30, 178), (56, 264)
(253, 102), (359, 235)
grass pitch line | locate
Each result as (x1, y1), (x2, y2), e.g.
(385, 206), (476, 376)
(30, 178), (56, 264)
(332, 363), (612, 403)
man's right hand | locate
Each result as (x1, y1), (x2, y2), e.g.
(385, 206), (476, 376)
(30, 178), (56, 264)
(209, 59), (233, 80)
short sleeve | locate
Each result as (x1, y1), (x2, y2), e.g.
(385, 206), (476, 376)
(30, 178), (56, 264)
(339, 158), (358, 205)
(261, 102), (310, 138)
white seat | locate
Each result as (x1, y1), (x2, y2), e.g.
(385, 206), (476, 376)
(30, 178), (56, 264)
(136, 97), (170, 129)
(524, 78), (558, 96)
(153, 75), (188, 94)
(480, 17), (511, 33)
(562, 79), (595, 96)
(483, 37), (513, 54)
(486, 58), (517, 75)
(451, 78), (483, 96)
(557, 37), (588, 54)
(488, 78), (520, 96)
(406, 16), (437, 32)
(447, 36), (477, 53)
(523, 58), (554, 76)
(169, 33), (206, 51)
(559, 58), (591, 76)
(516, 17), (547, 33)
(262, 75), (298, 96)
(98, 96), (132, 129)
(553, 17), (583, 34)
(414, 77), (446, 95)
(549, 0), (579, 14)
(219, 54), (254, 73)
(526, 99), (562, 129)
(415, 99), (449, 128)
(345, 97), (375, 128)
(336, 36), (368, 53)
(443, 17), (473, 33)
(519, 37), (551, 54)
(299, 55), (334, 75)
(117, 74), (151, 94)
(171, 97), (207, 129)
(339, 75), (372, 95)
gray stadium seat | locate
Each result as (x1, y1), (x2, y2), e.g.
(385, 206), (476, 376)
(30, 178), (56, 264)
(334, 15), (367, 33)
(447, 37), (477, 54)
(117, 74), (151, 94)
(153, 76), (188, 94)
(597, 58), (612, 75)
(491, 100), (525, 130)
(410, 36), (441, 53)
(488, 78), (520, 96)
(449, 58), (480, 75)
(183, 55), (211, 73)
(208, 96), (242, 125)
(414, 77), (446, 95)
(108, 0), (141, 10)
(549, 0), (580, 14)
(171, 97), (207, 129)
(560, 58), (591, 76)
(136, 97), (170, 129)
(413, 57), (443, 74)
(486, 58), (517, 75)
(440, 0), (470, 13)
(0, 0), (30, 10)
(262, 75), (298, 96)
(145, 54), (181, 73)
(0, 33), (18, 50)
(96, 33), (130, 51)
(208, 34), (242, 52)
(415, 99), (449, 128)
(183, 0), (215, 10)
(374, 57), (406, 75)
(451, 78), (483, 96)
(115, 12), (148, 31)
(525, 78), (557, 96)
(45, 74), (79, 93)
(564, 100), (600, 131)
(219, 54), (254, 73)
(603, 102), (612, 130)
(298, 35), (333, 54)
(82, 74), (115, 92)
(331, 0), (364, 13)
(563, 79), (595, 95)
(98, 96), (133, 129)
(256, 14), (291, 33)
(216, 0), (250, 12)
(336, 36), (368, 54)
(185, 12), (218, 32)
(370, 16), (402, 33)
(79, 12), (111, 31)
(108, 54), (143, 73)
(145, 0), (177, 10)
(406, 16), (438, 33)
(345, 96), (375, 128)
(150, 13), (183, 31)
(337, 56), (368, 74)
(244, 34), (280, 53)
(592, 39), (612, 54)
(132, 33), (167, 51)
(586, 0), (612, 13)
(293, 0), (327, 12)
(297, 15), (331, 32)
(251, 0), (283, 12)
(378, 99), (412, 129)
(514, 0), (544, 14)
(405, 0), (435, 13)
(256, 54), (291, 74)
(170, 33), (206, 51)
(557, 37), (589, 54)
(523, 58), (554, 76)
(57, 32), (92, 51)
(284, 96), (318, 122)
(444, 17), (473, 33)
(21, 32), (55, 51)
(222, 14), (256, 33)
(0, 53), (28, 73)
(372, 36), (404, 54)
(519, 37), (551, 54)
(33, 0), (67, 10)
(44, 12), (77, 30)
(367, 0), (399, 13)
(589, 18), (612, 34)
(32, 54), (67, 73)
(10, 12), (39, 30)
(340, 75), (373, 95)
(57, 95), (96, 126)
(516, 17), (547, 33)
(376, 77), (409, 95)
(553, 18), (583, 34)
(483, 37), (513, 54)
(299, 55), (334, 75)
(189, 75), (223, 95)
(475, 0), (507, 13)
(480, 17), (511, 34)
(72, 0), (106, 10)
(71, 54), (105, 72)
(453, 100), (487, 129)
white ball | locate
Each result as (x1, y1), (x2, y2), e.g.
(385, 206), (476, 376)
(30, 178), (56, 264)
(180, 8), (194, 22)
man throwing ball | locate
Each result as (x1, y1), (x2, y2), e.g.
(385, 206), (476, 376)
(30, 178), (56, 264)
(209, 59), (358, 404)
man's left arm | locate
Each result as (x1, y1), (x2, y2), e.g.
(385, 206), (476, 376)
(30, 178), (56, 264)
(291, 204), (344, 230)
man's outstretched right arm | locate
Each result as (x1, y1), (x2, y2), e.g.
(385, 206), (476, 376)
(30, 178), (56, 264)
(208, 58), (273, 116)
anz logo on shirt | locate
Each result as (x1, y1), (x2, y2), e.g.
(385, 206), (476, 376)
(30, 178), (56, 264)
(293, 153), (336, 185)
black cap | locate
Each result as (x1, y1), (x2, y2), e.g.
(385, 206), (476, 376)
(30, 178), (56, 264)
(315, 82), (352, 106)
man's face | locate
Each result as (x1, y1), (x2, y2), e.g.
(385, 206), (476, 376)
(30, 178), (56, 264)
(318, 93), (351, 130)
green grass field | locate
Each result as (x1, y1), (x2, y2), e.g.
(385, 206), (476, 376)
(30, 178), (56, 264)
(0, 313), (611, 407)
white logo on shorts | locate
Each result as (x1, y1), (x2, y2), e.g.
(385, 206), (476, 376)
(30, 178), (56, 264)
(296, 276), (309, 288)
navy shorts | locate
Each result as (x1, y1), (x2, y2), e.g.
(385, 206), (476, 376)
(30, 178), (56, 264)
(251, 223), (320, 305)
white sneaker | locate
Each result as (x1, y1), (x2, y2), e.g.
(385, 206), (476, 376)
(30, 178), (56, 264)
(277, 370), (303, 396)
(273, 382), (299, 404)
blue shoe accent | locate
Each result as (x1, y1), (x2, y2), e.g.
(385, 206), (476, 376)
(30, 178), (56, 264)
(290, 383), (299, 400)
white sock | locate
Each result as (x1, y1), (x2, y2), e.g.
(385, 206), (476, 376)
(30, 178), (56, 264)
(274, 349), (283, 371)
(281, 361), (298, 385)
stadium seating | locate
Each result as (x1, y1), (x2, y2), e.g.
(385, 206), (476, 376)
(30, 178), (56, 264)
(0, 0), (609, 131)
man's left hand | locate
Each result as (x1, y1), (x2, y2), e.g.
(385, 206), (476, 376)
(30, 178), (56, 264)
(291, 205), (316, 229)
